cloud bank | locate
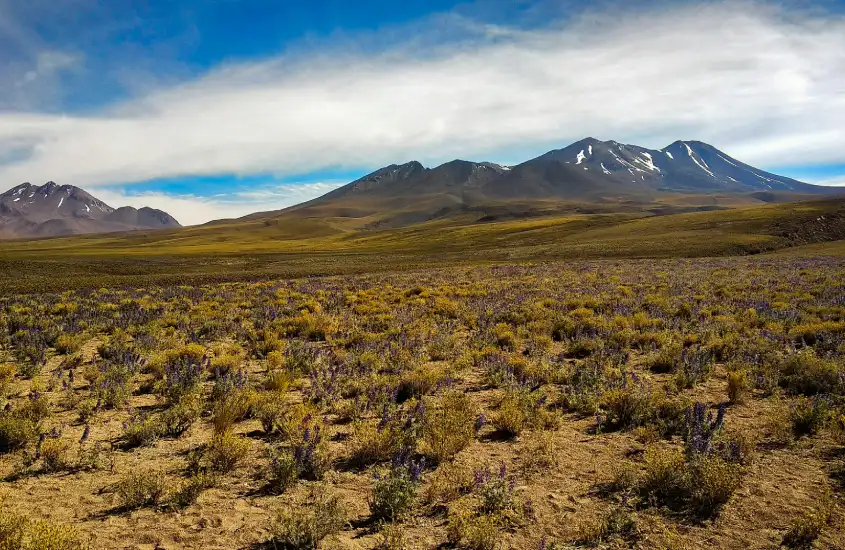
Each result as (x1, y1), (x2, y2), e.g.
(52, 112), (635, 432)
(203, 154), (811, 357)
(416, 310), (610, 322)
(94, 181), (345, 226)
(1, 0), (844, 224)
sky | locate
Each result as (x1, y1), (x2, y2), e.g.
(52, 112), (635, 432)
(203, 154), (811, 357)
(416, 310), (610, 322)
(1, 0), (844, 226)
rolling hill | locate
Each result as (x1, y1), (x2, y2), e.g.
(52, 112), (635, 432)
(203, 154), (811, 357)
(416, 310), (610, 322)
(1, 195), (844, 294)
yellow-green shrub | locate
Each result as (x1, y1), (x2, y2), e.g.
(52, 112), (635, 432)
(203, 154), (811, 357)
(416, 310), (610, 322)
(40, 438), (72, 473)
(0, 508), (88, 550)
(420, 391), (477, 463)
(114, 469), (167, 510)
(727, 369), (750, 405)
(269, 489), (347, 549)
(211, 388), (257, 434)
(492, 388), (556, 437)
(205, 432), (250, 473)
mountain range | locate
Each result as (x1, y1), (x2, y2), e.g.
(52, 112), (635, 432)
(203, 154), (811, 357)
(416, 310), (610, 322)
(267, 138), (840, 228)
(1, 138), (842, 239)
(0, 182), (180, 239)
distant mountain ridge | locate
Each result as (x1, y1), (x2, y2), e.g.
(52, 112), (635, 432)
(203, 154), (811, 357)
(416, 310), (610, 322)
(0, 182), (180, 239)
(274, 137), (840, 228)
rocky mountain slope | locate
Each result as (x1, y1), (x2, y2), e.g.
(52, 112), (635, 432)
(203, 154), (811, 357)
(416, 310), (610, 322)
(0, 182), (180, 239)
(274, 138), (840, 228)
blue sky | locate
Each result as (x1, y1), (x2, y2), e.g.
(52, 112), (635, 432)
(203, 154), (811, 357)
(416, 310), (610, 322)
(1, 0), (845, 225)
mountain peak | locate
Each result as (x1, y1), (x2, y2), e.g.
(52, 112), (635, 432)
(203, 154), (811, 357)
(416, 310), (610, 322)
(0, 181), (181, 239)
(574, 136), (604, 146)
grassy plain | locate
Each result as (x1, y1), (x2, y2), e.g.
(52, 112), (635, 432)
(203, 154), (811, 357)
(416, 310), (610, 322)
(0, 198), (844, 294)
(0, 256), (844, 549)
(0, 198), (844, 549)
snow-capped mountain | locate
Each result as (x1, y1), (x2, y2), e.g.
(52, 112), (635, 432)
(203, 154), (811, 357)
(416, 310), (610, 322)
(269, 137), (841, 228)
(518, 137), (816, 195)
(0, 182), (180, 239)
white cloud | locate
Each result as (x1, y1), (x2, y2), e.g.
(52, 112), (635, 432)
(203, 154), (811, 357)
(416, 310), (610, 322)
(0, 1), (844, 198)
(94, 181), (345, 226)
(13, 51), (81, 87)
(811, 175), (845, 187)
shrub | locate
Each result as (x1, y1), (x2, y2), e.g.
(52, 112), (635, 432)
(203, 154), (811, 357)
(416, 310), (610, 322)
(673, 347), (715, 389)
(17, 360), (44, 380)
(0, 508), (88, 550)
(370, 468), (419, 521)
(18, 390), (52, 423)
(291, 424), (332, 480)
(54, 333), (86, 355)
(86, 352), (143, 409)
(575, 508), (638, 547)
(790, 396), (830, 438)
(255, 394), (285, 435)
(205, 432), (251, 473)
(114, 469), (167, 510)
(427, 330), (459, 361)
(727, 369), (750, 405)
(686, 455), (743, 518)
(424, 462), (474, 506)
(160, 345), (207, 402)
(0, 508), (26, 548)
(266, 350), (285, 371)
(0, 414), (40, 454)
(158, 392), (202, 438)
(779, 351), (844, 396)
(645, 344), (682, 374)
(564, 337), (601, 359)
(397, 364), (449, 402)
(173, 472), (217, 508)
(782, 491), (833, 549)
(269, 489), (347, 549)
(349, 403), (423, 467)
(277, 403), (321, 442)
(265, 368), (293, 393)
(209, 352), (242, 376)
(0, 363), (16, 396)
(601, 380), (655, 431)
(265, 448), (298, 494)
(40, 438), (71, 473)
(420, 391), (477, 463)
(211, 388), (256, 434)
(120, 413), (161, 449)
(638, 447), (686, 504)
(447, 507), (502, 550)
(682, 402), (725, 457)
(279, 341), (318, 375)
(376, 523), (408, 550)
(267, 422), (332, 486)
(651, 396), (690, 439)
(210, 367), (249, 401)
(475, 464), (516, 515)
(482, 353), (530, 389)
(0, 390), (48, 453)
(76, 400), (97, 424)
(637, 444), (743, 519)
(492, 388), (555, 438)
(250, 330), (283, 359)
